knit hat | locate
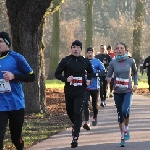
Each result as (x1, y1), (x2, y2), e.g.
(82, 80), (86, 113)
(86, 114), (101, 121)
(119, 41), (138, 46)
(0, 32), (11, 47)
(71, 40), (82, 50)
(87, 46), (93, 52)
(107, 45), (112, 50)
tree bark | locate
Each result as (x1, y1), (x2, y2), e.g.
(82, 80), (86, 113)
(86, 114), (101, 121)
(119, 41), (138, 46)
(6, 0), (52, 113)
(132, 0), (143, 68)
(85, 0), (93, 55)
(48, 0), (60, 79)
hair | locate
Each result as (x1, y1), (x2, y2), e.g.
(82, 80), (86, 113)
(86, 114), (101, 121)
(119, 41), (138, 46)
(116, 42), (127, 50)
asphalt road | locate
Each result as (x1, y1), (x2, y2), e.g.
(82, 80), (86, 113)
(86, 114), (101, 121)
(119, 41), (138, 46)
(26, 94), (150, 150)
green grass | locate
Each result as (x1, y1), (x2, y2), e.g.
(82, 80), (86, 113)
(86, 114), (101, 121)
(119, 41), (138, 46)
(46, 80), (64, 88)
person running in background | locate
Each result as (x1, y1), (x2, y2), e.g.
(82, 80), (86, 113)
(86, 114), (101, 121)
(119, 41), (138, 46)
(0, 32), (35, 150)
(143, 55), (150, 91)
(109, 48), (118, 98)
(106, 42), (138, 147)
(95, 44), (112, 107)
(83, 47), (105, 130)
(55, 40), (93, 148)
(107, 45), (115, 59)
(140, 56), (145, 76)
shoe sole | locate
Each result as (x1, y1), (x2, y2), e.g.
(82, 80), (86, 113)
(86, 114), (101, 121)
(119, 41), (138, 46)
(83, 124), (90, 130)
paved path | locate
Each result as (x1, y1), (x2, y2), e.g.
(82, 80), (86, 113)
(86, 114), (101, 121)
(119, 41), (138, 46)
(26, 94), (150, 150)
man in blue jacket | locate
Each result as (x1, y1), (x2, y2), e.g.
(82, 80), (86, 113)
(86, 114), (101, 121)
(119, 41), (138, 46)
(83, 47), (105, 130)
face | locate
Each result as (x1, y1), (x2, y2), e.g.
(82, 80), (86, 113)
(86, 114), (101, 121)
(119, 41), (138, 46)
(100, 45), (106, 54)
(71, 45), (81, 57)
(114, 49), (117, 56)
(116, 43), (126, 56)
(87, 51), (93, 59)
(0, 38), (9, 54)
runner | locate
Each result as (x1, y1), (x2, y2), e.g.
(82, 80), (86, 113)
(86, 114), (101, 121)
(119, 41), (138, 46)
(83, 47), (105, 130)
(55, 40), (93, 148)
(0, 32), (35, 150)
(95, 44), (112, 107)
(106, 42), (138, 147)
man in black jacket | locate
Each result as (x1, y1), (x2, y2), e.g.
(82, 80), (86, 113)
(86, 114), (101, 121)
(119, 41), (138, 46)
(95, 44), (112, 107)
(55, 40), (93, 148)
(143, 56), (150, 91)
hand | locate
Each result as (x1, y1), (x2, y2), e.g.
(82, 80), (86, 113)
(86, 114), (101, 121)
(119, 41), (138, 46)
(132, 85), (138, 92)
(67, 76), (73, 82)
(2, 71), (15, 82)
(146, 63), (149, 66)
(107, 78), (111, 83)
(86, 80), (91, 86)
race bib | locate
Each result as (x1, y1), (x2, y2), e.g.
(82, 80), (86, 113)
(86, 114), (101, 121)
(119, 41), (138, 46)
(0, 79), (11, 93)
(70, 77), (82, 86)
(115, 77), (129, 88)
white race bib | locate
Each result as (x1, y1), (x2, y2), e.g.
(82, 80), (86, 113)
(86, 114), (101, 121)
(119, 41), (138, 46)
(0, 79), (11, 93)
(115, 77), (129, 88)
(70, 77), (82, 86)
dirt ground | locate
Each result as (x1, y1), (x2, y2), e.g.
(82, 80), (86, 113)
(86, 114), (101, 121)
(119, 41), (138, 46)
(46, 88), (150, 114)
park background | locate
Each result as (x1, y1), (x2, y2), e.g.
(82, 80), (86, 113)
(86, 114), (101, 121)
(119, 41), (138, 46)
(1, 0), (150, 149)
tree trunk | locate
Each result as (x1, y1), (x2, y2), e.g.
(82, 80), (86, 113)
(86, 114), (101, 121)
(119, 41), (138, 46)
(6, 0), (52, 113)
(132, 0), (143, 68)
(85, 0), (93, 55)
(48, 0), (60, 79)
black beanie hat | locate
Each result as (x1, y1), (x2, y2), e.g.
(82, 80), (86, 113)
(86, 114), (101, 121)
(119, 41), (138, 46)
(71, 40), (82, 50)
(0, 32), (11, 48)
(107, 45), (112, 50)
(87, 46), (93, 52)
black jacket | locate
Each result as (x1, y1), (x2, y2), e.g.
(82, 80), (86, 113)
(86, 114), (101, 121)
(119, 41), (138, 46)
(143, 56), (150, 75)
(95, 53), (112, 71)
(55, 55), (93, 89)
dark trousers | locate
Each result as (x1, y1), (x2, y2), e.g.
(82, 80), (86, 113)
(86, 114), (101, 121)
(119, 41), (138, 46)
(0, 108), (24, 150)
(100, 76), (108, 101)
(110, 78), (114, 93)
(84, 90), (99, 121)
(148, 75), (150, 91)
(65, 91), (86, 138)
(114, 92), (132, 124)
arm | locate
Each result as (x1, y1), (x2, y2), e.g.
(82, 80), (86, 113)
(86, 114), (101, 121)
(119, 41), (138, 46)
(106, 61), (114, 81)
(86, 59), (94, 80)
(143, 58), (148, 69)
(131, 59), (138, 85)
(55, 58), (68, 82)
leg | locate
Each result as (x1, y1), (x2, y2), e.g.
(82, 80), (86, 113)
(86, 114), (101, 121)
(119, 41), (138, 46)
(90, 90), (99, 118)
(65, 93), (74, 124)
(90, 90), (99, 126)
(9, 109), (24, 150)
(114, 93), (124, 129)
(100, 76), (105, 107)
(0, 111), (8, 150)
(103, 77), (108, 105)
(148, 75), (150, 91)
(122, 92), (132, 140)
(73, 91), (86, 138)
(109, 78), (114, 97)
(114, 93), (125, 147)
(84, 90), (90, 122)
(83, 90), (91, 130)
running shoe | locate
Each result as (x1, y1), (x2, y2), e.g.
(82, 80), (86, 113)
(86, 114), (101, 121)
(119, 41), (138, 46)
(83, 123), (91, 130)
(119, 138), (125, 147)
(124, 130), (130, 140)
(71, 139), (78, 148)
(100, 101), (105, 107)
(92, 119), (97, 126)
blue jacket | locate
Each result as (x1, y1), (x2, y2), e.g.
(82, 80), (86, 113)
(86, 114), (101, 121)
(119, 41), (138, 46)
(87, 58), (105, 90)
